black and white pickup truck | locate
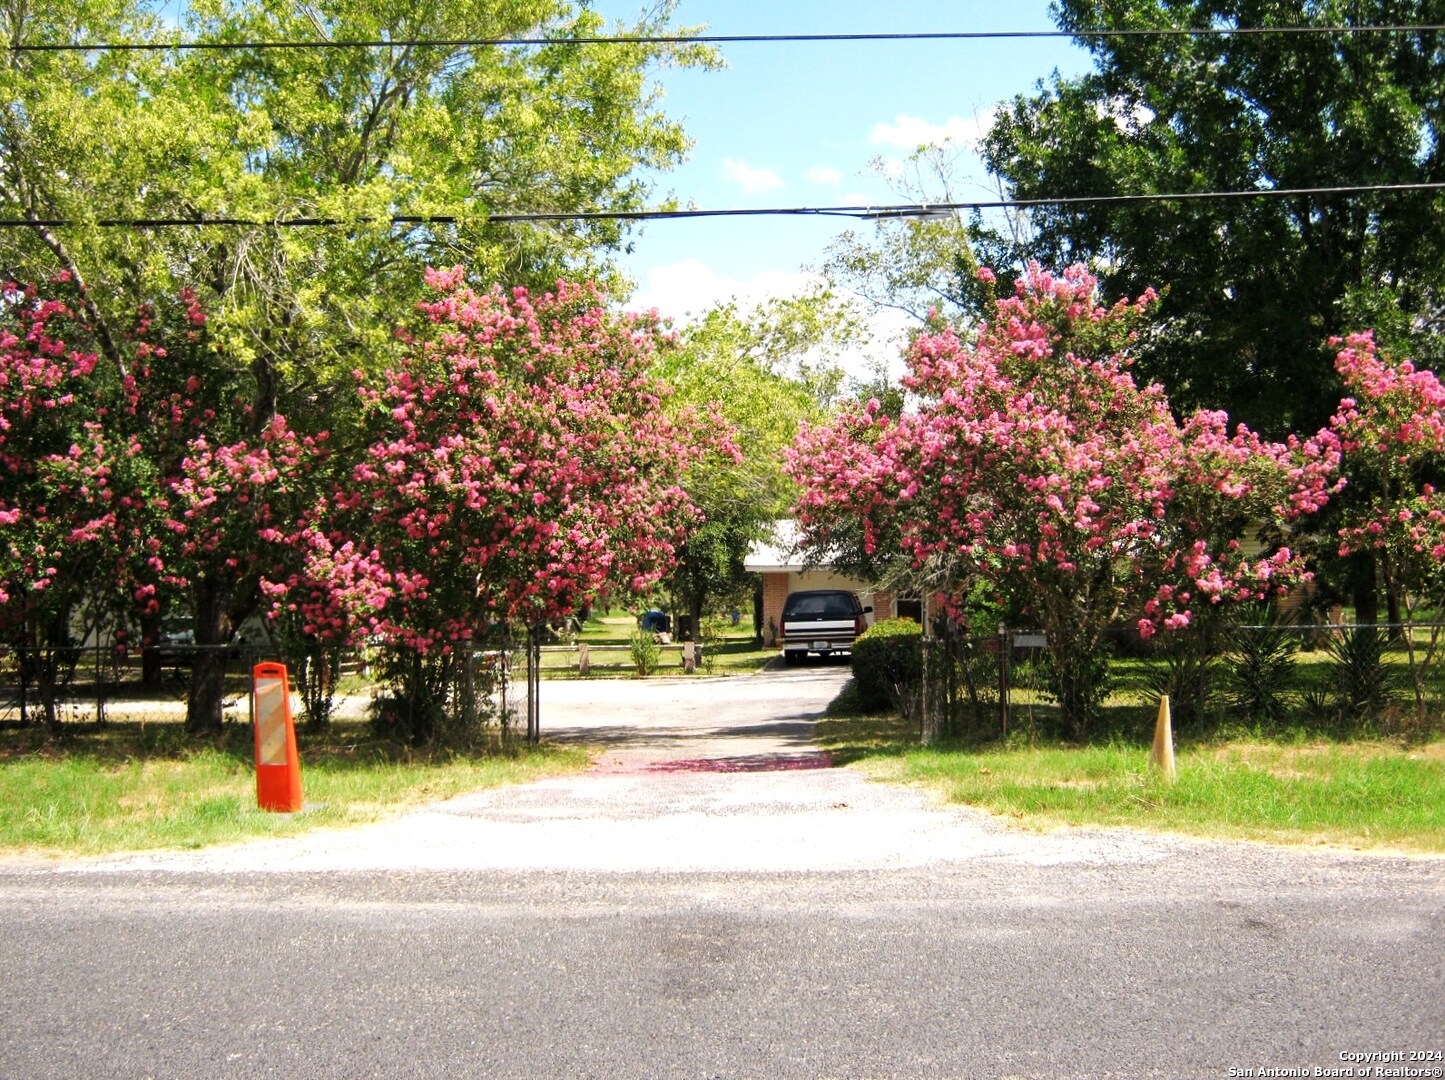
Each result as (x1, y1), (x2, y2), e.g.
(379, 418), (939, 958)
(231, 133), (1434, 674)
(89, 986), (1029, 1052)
(779, 589), (872, 665)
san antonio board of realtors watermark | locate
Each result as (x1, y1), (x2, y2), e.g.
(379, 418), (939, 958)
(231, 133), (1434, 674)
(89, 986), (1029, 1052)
(1229, 1051), (1444, 1078)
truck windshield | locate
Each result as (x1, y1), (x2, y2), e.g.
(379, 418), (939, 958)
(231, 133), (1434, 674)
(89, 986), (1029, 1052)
(787, 596), (855, 617)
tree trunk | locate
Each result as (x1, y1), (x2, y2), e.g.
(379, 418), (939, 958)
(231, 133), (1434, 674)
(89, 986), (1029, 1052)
(1378, 551), (1404, 642)
(1046, 624), (1108, 743)
(36, 647), (59, 735)
(185, 577), (232, 735)
(139, 611), (163, 688)
(1352, 554), (1379, 626)
(27, 605), (66, 735)
(689, 592), (705, 645)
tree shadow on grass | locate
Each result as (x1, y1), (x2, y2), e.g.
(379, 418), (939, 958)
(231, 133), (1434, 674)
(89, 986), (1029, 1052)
(812, 712), (917, 766)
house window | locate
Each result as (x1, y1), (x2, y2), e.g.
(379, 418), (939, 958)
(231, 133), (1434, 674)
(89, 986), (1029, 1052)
(895, 598), (923, 623)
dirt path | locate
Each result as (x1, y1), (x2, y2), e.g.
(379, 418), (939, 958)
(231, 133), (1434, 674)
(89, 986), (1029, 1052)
(538, 663), (845, 771)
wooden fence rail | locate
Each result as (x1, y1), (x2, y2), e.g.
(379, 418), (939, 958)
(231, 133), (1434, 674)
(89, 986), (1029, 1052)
(537, 641), (701, 675)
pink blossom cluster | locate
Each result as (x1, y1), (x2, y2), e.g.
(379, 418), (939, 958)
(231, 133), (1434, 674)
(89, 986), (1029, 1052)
(0, 285), (112, 610)
(1328, 332), (1445, 598)
(788, 263), (1340, 643)
(1, 272), (731, 655)
(278, 274), (730, 650)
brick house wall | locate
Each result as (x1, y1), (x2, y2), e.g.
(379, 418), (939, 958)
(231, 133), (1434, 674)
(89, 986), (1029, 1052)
(747, 522), (936, 649)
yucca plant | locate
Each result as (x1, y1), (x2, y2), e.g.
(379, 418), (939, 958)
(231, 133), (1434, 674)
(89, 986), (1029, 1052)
(1325, 625), (1399, 730)
(1222, 604), (1299, 730)
(629, 628), (661, 677)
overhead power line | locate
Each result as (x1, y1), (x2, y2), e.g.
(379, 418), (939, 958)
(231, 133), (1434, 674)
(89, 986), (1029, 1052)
(9, 25), (1445, 53)
(4, 182), (1444, 230)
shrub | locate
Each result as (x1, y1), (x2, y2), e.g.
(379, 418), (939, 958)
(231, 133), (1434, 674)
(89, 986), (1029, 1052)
(851, 618), (923, 715)
(824, 677), (871, 717)
(698, 615), (730, 674)
(368, 649), (451, 746)
(1222, 604), (1299, 729)
(1141, 630), (1219, 735)
(1325, 625), (1399, 729)
(629, 628), (661, 677)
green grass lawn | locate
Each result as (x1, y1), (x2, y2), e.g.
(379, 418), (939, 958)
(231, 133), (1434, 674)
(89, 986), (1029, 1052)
(0, 720), (589, 858)
(815, 707), (1445, 853)
(538, 611), (775, 677)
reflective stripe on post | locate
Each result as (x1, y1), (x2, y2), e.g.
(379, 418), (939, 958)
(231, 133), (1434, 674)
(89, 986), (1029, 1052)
(252, 662), (303, 812)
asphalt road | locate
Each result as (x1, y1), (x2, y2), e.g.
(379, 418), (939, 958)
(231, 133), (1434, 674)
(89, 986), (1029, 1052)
(1, 666), (1441, 1079)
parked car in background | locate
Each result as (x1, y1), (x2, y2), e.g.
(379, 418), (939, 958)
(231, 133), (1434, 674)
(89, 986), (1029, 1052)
(146, 621), (249, 671)
(779, 590), (871, 665)
(639, 610), (672, 635)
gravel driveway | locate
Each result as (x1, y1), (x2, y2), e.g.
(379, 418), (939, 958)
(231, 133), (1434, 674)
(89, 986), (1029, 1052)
(51, 663), (1333, 876)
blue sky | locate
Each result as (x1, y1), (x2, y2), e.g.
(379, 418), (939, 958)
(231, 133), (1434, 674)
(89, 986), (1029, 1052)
(591, 0), (1094, 325)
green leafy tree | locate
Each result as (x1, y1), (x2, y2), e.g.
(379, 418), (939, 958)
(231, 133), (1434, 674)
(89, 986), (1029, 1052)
(656, 287), (863, 639)
(980, 0), (1445, 439)
(823, 146), (992, 327)
(0, 1), (198, 375)
(1, 0), (713, 415)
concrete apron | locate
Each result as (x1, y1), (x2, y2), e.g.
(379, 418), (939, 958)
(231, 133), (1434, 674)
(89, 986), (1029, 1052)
(57, 663), (1191, 876)
(538, 663), (845, 774)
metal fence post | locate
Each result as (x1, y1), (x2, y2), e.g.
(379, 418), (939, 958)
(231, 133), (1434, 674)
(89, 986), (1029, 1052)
(920, 636), (935, 745)
(997, 623), (1010, 739)
(94, 643), (106, 726)
(526, 625), (541, 745)
(500, 646), (511, 735)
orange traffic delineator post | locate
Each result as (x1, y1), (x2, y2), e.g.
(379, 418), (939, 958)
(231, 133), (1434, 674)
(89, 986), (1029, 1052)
(252, 662), (303, 812)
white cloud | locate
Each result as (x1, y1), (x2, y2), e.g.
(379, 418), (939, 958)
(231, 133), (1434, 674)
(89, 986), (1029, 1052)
(806, 165), (843, 186)
(1094, 96), (1156, 131)
(722, 158), (785, 193)
(625, 259), (823, 322)
(869, 110), (996, 151)
(623, 259), (912, 387)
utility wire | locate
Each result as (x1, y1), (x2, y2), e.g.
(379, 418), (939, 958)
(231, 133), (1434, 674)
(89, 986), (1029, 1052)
(9, 25), (1445, 52)
(3, 182), (1443, 230)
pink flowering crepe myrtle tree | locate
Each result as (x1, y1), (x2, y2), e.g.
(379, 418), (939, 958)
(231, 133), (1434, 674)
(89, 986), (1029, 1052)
(96, 291), (325, 734)
(0, 281), (296, 734)
(275, 271), (729, 738)
(1326, 332), (1445, 718)
(0, 281), (129, 728)
(0, 283), (103, 624)
(789, 263), (1339, 739)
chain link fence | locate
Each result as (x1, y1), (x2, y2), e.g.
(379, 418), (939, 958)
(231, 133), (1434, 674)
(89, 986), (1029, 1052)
(11, 622), (1442, 746)
(916, 622), (1445, 744)
(0, 641), (529, 745)
(0, 643), (269, 729)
